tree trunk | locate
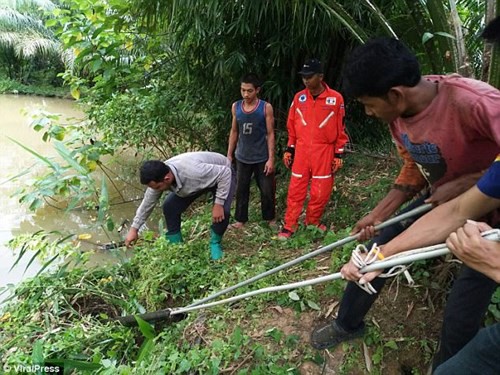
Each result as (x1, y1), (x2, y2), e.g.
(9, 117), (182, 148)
(481, 0), (496, 81)
(487, 0), (500, 88)
(449, 0), (472, 77)
(426, 0), (457, 73)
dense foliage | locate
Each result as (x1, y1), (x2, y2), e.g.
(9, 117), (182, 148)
(49, 0), (495, 156)
(0, 0), (67, 86)
(1, 1), (500, 373)
(2, 0), (498, 153)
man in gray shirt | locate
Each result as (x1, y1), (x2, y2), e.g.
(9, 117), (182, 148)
(124, 151), (236, 260)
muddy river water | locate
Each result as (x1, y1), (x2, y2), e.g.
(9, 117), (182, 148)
(0, 94), (148, 301)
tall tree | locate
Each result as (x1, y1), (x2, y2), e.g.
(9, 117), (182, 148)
(53, 0), (495, 155)
(0, 0), (65, 81)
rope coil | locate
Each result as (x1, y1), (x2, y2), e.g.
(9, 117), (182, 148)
(351, 243), (414, 294)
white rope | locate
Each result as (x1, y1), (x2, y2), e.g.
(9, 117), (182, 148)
(350, 243), (414, 295)
(164, 230), (500, 316)
(187, 204), (433, 308)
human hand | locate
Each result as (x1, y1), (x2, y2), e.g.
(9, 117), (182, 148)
(331, 157), (343, 174)
(125, 227), (139, 247)
(283, 146), (295, 169)
(212, 204), (225, 223)
(227, 154), (233, 163)
(446, 221), (500, 282)
(264, 159), (275, 175)
(340, 257), (384, 283)
(340, 258), (364, 281)
(359, 269), (384, 285)
(350, 213), (381, 241)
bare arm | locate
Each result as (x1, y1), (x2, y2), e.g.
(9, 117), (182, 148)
(227, 103), (238, 162)
(426, 172), (484, 205)
(351, 188), (411, 239)
(264, 103), (275, 175)
(344, 186), (500, 282)
(382, 186), (500, 256)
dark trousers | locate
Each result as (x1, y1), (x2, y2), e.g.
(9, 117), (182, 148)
(162, 170), (236, 236)
(434, 323), (500, 375)
(335, 196), (498, 369)
(234, 160), (275, 223)
(432, 268), (497, 370)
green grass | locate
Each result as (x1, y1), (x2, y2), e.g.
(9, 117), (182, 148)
(3, 151), (494, 374)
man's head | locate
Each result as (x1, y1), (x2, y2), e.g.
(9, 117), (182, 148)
(342, 38), (422, 122)
(482, 16), (500, 44)
(299, 58), (324, 91)
(240, 73), (261, 102)
(343, 38), (421, 98)
(140, 160), (174, 191)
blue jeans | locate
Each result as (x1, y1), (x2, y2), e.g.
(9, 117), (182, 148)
(162, 169), (236, 237)
(434, 323), (500, 375)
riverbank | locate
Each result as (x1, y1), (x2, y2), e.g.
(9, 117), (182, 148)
(0, 94), (140, 309)
(1, 152), (498, 374)
(0, 78), (70, 98)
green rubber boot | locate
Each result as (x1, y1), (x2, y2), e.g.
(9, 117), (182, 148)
(166, 231), (183, 244)
(209, 229), (223, 260)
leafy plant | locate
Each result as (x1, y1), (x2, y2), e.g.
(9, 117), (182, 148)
(7, 230), (77, 276)
(486, 287), (500, 325)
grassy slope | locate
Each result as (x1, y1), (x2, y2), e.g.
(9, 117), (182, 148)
(0, 152), (460, 374)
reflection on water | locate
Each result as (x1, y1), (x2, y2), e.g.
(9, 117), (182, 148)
(0, 94), (150, 300)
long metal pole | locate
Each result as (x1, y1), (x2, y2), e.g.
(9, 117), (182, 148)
(187, 203), (433, 307)
(171, 229), (499, 316)
(115, 229), (499, 325)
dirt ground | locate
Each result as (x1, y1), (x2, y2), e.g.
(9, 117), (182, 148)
(236, 274), (446, 375)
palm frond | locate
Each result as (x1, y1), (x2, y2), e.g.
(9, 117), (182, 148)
(361, 0), (398, 39)
(16, 32), (59, 57)
(316, 0), (369, 43)
(0, 30), (17, 46)
(0, 7), (49, 36)
(17, 0), (57, 11)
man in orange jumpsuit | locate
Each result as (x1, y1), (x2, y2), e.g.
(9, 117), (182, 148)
(279, 58), (348, 239)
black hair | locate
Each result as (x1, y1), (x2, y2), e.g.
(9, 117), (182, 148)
(240, 73), (262, 88)
(140, 160), (170, 185)
(482, 16), (500, 44)
(342, 37), (421, 98)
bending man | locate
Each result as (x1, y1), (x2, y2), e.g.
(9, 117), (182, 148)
(125, 151), (236, 260)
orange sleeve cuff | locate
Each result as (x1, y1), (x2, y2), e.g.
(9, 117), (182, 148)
(394, 145), (427, 195)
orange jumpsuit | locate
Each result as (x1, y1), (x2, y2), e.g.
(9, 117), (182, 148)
(283, 82), (348, 231)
